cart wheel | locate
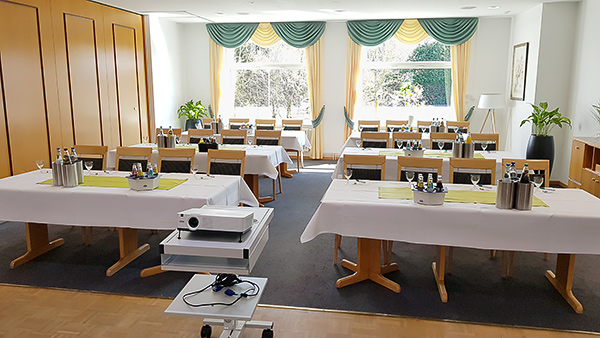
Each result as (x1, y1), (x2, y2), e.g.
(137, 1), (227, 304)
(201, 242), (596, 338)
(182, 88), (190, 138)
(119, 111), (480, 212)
(200, 324), (212, 338)
(261, 328), (273, 338)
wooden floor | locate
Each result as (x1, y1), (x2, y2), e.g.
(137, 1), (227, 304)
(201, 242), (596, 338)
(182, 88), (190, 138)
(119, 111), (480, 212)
(0, 284), (597, 338)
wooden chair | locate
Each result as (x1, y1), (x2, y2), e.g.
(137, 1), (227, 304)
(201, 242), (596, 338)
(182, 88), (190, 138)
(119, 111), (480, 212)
(334, 154), (386, 264)
(229, 118), (249, 130)
(201, 117), (214, 129)
(386, 120), (409, 132)
(391, 132), (421, 149)
(430, 132), (456, 150)
(499, 158), (551, 276)
(74, 145), (108, 171)
(447, 121), (470, 133)
(157, 148), (195, 173)
(471, 133), (499, 151)
(282, 119), (303, 131)
(357, 120), (380, 132)
(255, 130), (283, 200)
(156, 127), (182, 137)
(255, 119), (276, 130)
(449, 158), (497, 185)
(221, 129), (247, 145)
(188, 129), (214, 144)
(207, 149), (245, 176)
(417, 120), (432, 133)
(397, 157), (443, 182)
(360, 131), (390, 148)
(115, 147), (152, 172)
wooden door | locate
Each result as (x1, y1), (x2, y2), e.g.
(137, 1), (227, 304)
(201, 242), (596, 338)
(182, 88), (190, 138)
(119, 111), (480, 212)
(569, 140), (585, 184)
(0, 0), (52, 174)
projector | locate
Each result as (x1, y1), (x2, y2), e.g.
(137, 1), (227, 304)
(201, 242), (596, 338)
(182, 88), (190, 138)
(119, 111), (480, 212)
(178, 206), (254, 234)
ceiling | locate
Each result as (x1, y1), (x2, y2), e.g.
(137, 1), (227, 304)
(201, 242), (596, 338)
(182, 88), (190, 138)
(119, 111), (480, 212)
(93, 0), (579, 23)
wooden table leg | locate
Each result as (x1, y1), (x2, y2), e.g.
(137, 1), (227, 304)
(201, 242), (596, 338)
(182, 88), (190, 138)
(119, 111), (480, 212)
(141, 265), (164, 277)
(10, 223), (64, 268)
(106, 228), (149, 277)
(281, 162), (295, 177)
(501, 251), (515, 278)
(545, 254), (583, 313)
(244, 174), (270, 204)
(432, 245), (448, 303)
(336, 238), (400, 293)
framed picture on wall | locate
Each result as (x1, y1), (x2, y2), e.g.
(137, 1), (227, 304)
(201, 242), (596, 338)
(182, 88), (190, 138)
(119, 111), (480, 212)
(510, 42), (529, 101)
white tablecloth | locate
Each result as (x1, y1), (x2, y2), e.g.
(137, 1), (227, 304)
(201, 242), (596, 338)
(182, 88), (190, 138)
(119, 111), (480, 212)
(181, 130), (311, 152)
(106, 145), (293, 180)
(0, 171), (258, 229)
(341, 131), (432, 152)
(301, 180), (600, 254)
(332, 148), (511, 182)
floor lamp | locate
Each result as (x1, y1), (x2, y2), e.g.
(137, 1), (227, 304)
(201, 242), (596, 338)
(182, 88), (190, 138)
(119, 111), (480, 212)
(478, 94), (504, 133)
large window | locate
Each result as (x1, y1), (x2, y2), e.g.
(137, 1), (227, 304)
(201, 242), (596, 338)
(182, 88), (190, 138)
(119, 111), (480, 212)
(220, 41), (310, 124)
(356, 37), (454, 122)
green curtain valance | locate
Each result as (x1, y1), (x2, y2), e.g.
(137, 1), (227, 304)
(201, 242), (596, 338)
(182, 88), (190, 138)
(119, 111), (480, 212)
(347, 20), (404, 46)
(206, 23), (259, 48)
(418, 18), (478, 45)
(311, 105), (325, 128)
(343, 107), (354, 130)
(271, 22), (326, 48)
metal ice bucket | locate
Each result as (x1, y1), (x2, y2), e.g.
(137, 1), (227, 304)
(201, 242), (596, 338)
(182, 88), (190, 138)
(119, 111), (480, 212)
(61, 162), (78, 187)
(52, 161), (63, 186)
(495, 180), (515, 209)
(463, 143), (474, 158)
(452, 142), (463, 158)
(157, 135), (167, 148)
(75, 161), (84, 184)
(514, 182), (534, 210)
(166, 136), (176, 148)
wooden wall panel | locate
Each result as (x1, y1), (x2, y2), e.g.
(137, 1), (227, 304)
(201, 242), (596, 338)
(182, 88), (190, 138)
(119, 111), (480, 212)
(0, 1), (51, 174)
(0, 54), (12, 178)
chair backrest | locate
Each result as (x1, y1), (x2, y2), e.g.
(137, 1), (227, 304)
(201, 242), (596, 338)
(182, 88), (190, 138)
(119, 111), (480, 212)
(115, 147), (152, 172)
(391, 132), (421, 148)
(74, 145), (108, 171)
(255, 130), (281, 146)
(471, 133), (499, 151)
(157, 148), (195, 173)
(357, 120), (380, 132)
(430, 132), (456, 150)
(360, 131), (390, 148)
(221, 129), (248, 145)
(417, 120), (432, 133)
(397, 157), (443, 182)
(188, 129), (215, 143)
(501, 158), (549, 187)
(343, 154), (386, 181)
(255, 119), (276, 130)
(282, 119), (303, 131)
(229, 118), (250, 130)
(447, 121), (470, 133)
(156, 127), (182, 137)
(207, 149), (245, 176)
(386, 120), (409, 132)
(449, 158), (497, 185)
(202, 118), (214, 129)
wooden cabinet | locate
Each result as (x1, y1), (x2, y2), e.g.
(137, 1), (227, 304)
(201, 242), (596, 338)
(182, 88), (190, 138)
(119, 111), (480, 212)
(569, 137), (600, 195)
(581, 169), (600, 198)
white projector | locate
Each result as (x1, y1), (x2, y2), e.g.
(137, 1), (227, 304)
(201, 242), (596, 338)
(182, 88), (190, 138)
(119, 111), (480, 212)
(178, 206), (254, 234)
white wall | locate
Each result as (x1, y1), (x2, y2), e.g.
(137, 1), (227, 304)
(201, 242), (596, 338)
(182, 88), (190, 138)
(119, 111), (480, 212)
(181, 24), (211, 112)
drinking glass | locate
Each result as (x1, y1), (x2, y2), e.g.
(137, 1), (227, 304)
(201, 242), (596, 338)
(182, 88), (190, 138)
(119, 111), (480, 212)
(396, 140), (404, 150)
(532, 176), (544, 189)
(481, 141), (488, 152)
(438, 141), (445, 151)
(470, 174), (481, 190)
(35, 160), (44, 173)
(405, 171), (415, 187)
(355, 139), (362, 148)
(142, 136), (149, 145)
(84, 161), (94, 175)
(191, 164), (199, 179)
(344, 168), (352, 184)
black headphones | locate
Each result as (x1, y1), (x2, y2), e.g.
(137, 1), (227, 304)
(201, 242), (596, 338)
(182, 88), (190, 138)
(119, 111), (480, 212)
(183, 274), (260, 307)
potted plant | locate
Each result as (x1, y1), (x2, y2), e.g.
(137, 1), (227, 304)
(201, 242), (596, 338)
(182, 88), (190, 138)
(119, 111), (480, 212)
(177, 99), (208, 131)
(520, 101), (572, 174)
(592, 103), (600, 137)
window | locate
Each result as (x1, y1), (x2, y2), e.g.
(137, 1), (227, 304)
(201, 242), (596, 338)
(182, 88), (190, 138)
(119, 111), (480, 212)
(220, 41), (310, 124)
(356, 37), (454, 122)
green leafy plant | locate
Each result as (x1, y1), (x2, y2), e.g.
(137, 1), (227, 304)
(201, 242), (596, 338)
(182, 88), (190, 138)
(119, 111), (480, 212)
(520, 102), (571, 136)
(177, 100), (208, 120)
(592, 103), (600, 126)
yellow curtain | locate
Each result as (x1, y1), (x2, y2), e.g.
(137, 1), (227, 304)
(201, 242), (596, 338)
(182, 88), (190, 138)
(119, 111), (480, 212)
(394, 19), (428, 44)
(344, 36), (362, 139)
(209, 38), (223, 117)
(451, 39), (472, 121)
(306, 39), (323, 159)
(251, 23), (281, 46)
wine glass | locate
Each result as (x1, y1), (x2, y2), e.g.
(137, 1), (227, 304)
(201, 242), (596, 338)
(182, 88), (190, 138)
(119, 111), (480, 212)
(355, 139), (362, 148)
(532, 176), (544, 190)
(84, 161), (94, 175)
(470, 174), (481, 190)
(191, 164), (199, 179)
(396, 140), (404, 150)
(481, 141), (488, 152)
(35, 160), (44, 173)
(344, 168), (352, 184)
(142, 136), (149, 145)
(437, 141), (445, 151)
(405, 171), (415, 187)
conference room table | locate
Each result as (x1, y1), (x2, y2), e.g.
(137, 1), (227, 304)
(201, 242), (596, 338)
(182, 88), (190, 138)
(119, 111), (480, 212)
(332, 147), (511, 182)
(301, 179), (600, 313)
(0, 170), (258, 276)
(106, 144), (293, 203)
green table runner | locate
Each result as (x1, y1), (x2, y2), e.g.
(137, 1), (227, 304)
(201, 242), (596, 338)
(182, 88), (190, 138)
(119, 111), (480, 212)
(38, 176), (187, 190)
(152, 145), (198, 150)
(219, 146), (246, 151)
(378, 150), (484, 159)
(378, 187), (548, 207)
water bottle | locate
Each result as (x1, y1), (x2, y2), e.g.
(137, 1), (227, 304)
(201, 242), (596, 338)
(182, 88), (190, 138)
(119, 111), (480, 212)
(502, 163), (511, 183)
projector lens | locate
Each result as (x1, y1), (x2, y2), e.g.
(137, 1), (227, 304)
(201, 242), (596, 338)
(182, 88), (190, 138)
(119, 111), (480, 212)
(188, 217), (199, 230)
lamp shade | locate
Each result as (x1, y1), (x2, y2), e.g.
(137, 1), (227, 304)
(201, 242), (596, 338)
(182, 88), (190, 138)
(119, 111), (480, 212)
(478, 94), (505, 109)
